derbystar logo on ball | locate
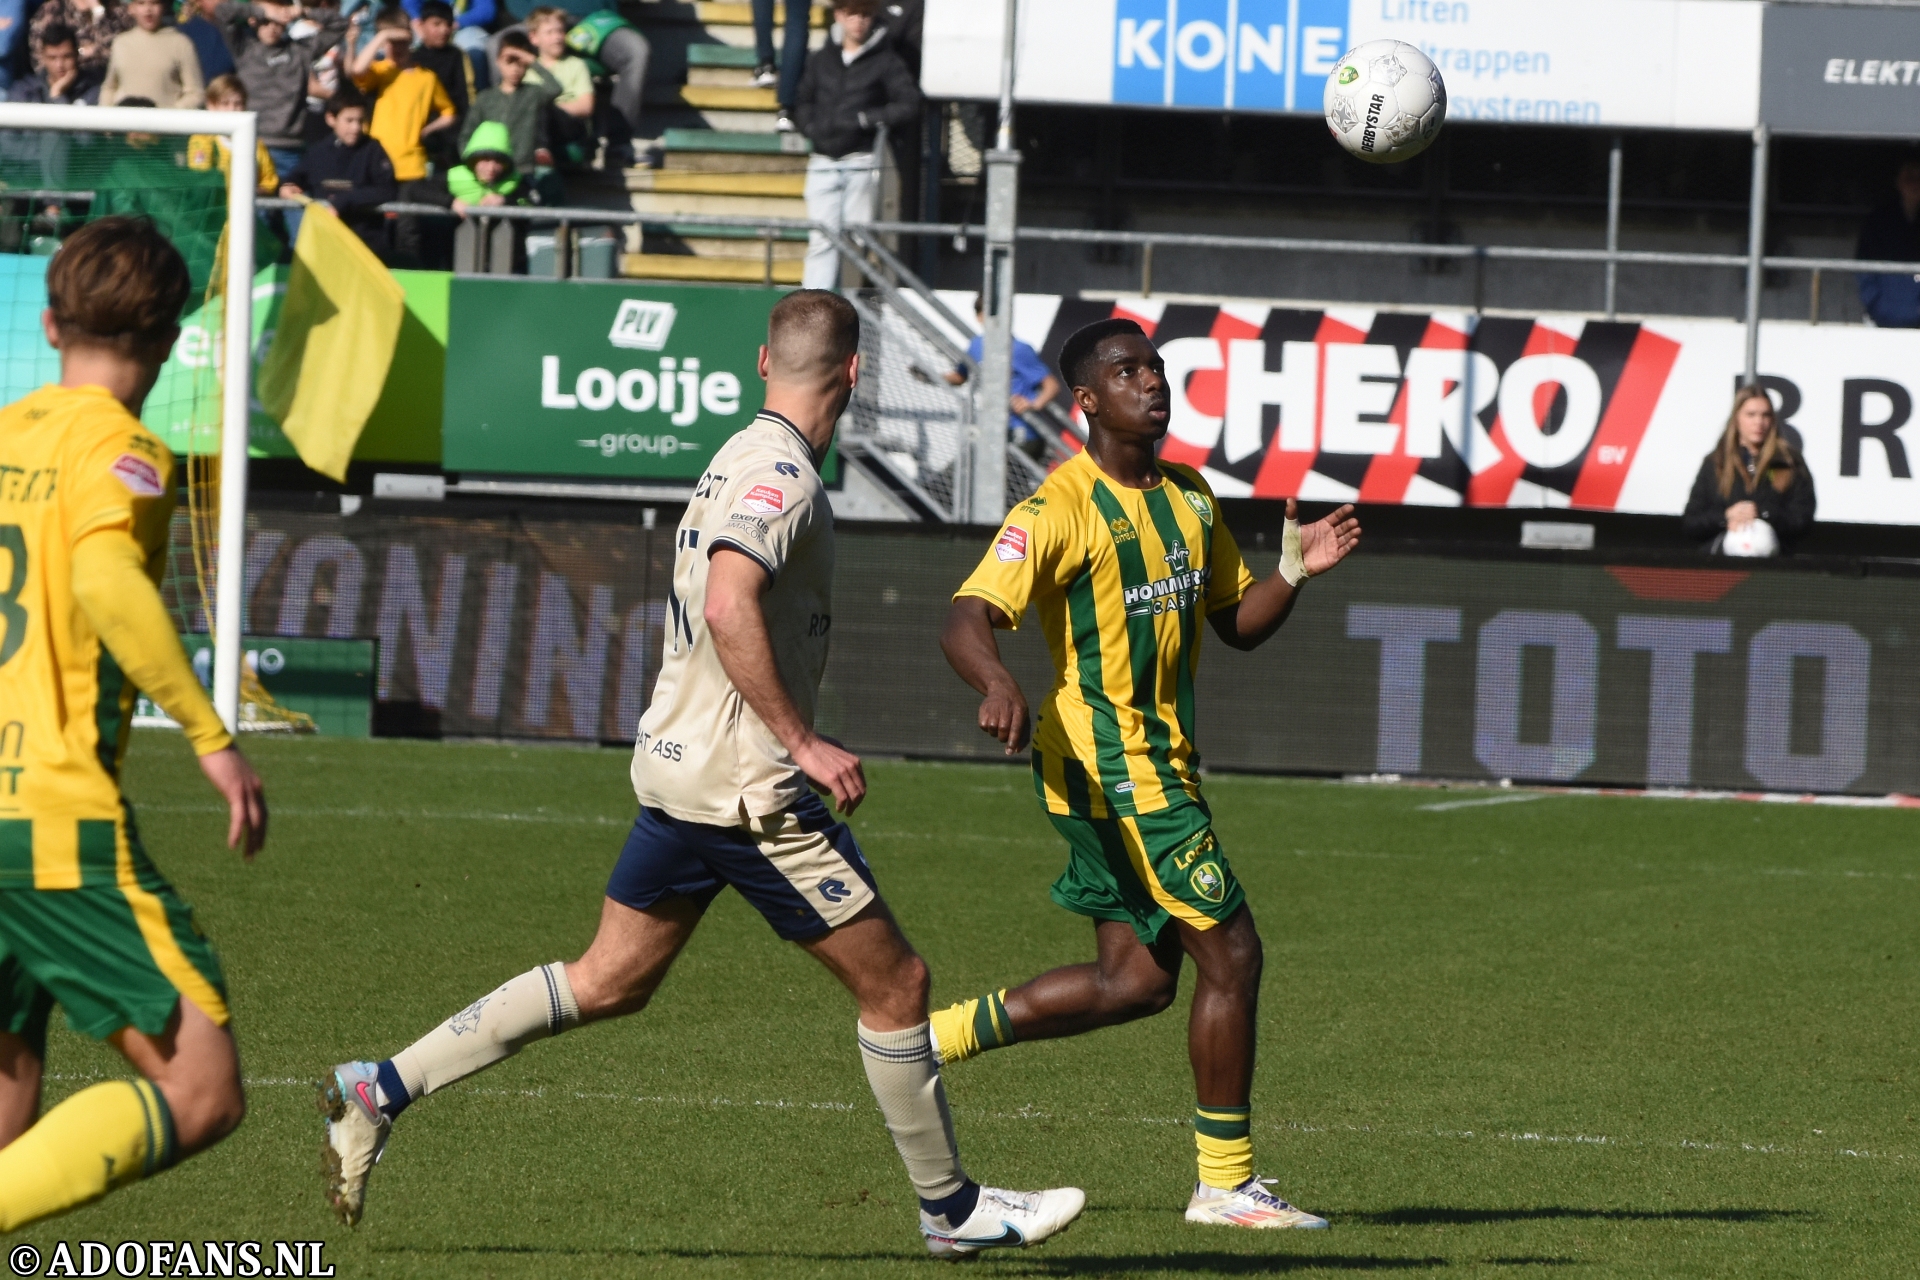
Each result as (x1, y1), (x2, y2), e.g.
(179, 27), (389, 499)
(741, 484), (785, 515)
(995, 526), (1029, 562)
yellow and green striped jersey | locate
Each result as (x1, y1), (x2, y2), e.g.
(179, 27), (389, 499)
(956, 451), (1255, 818)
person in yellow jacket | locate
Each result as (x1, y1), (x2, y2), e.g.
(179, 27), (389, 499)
(0, 216), (268, 1231)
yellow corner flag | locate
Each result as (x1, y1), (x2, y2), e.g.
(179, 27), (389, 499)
(259, 203), (406, 482)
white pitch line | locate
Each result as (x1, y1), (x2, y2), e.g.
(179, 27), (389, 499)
(133, 803), (628, 826)
(1417, 793), (1547, 813)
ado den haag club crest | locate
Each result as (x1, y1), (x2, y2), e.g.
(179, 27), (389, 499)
(609, 299), (678, 351)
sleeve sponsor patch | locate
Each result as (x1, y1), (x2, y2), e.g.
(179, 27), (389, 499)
(111, 453), (164, 497)
(994, 525), (1029, 562)
(740, 484), (786, 515)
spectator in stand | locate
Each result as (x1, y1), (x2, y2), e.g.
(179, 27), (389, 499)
(943, 293), (1059, 458)
(462, 31), (558, 200)
(792, 0), (919, 289)
(1856, 157), (1920, 329)
(9, 24), (105, 101)
(1682, 385), (1816, 557)
(523, 6), (590, 165)
(30, 0), (134, 78)
(175, 0), (236, 81)
(190, 74), (281, 192)
(397, 0), (490, 69)
(562, 8), (645, 168)
(752, 0), (808, 131)
(411, 1), (467, 116)
(102, 0), (206, 106)
(280, 85), (396, 252)
(880, 0), (919, 78)
(351, 5), (455, 264)
(447, 118), (521, 211)
(224, 1), (346, 183)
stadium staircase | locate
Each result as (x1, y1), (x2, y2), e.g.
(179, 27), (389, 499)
(615, 1), (824, 284)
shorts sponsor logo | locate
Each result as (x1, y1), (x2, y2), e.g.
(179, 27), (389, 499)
(1190, 861), (1226, 904)
(741, 484), (785, 515)
(111, 453), (164, 497)
(1174, 830), (1216, 870)
(995, 525), (1029, 562)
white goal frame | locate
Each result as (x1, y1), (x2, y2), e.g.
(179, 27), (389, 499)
(0, 103), (255, 733)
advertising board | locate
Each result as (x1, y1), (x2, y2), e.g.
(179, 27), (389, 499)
(440, 277), (780, 482)
(988, 293), (1920, 525)
(223, 509), (1920, 796)
(922, 0), (1761, 130)
(1760, 3), (1920, 138)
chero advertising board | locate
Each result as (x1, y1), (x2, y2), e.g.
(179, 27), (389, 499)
(922, 0), (1760, 130)
(441, 278), (780, 481)
(979, 293), (1920, 526)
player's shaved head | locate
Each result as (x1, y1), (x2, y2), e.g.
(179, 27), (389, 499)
(766, 289), (861, 384)
(1058, 318), (1147, 391)
(46, 217), (189, 358)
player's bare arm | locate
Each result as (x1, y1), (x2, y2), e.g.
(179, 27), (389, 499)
(940, 596), (1030, 754)
(1207, 499), (1363, 652)
(705, 544), (866, 813)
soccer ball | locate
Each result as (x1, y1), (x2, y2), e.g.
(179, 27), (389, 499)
(1323, 40), (1447, 165)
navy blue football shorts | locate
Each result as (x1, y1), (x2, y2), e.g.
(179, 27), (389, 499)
(605, 792), (879, 941)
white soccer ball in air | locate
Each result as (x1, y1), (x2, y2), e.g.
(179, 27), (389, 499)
(1323, 39), (1447, 165)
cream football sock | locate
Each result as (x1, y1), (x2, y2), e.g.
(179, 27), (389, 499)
(857, 1021), (975, 1219)
(385, 963), (580, 1105)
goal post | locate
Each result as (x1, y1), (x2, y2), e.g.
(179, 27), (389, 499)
(0, 103), (255, 733)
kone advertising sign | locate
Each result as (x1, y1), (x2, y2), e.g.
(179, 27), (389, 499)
(441, 278), (779, 481)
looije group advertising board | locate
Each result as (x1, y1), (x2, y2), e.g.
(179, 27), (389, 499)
(441, 278), (781, 481)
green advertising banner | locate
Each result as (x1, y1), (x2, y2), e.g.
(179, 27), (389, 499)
(440, 277), (780, 481)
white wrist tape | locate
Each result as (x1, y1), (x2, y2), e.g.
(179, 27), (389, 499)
(1278, 516), (1309, 587)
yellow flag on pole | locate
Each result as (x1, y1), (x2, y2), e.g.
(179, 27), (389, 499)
(259, 203), (406, 482)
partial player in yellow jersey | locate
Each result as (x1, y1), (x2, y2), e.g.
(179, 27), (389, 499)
(0, 217), (268, 1231)
(939, 318), (1360, 1230)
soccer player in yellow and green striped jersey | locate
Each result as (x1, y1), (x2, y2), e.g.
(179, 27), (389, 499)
(940, 318), (1360, 1230)
(0, 217), (268, 1231)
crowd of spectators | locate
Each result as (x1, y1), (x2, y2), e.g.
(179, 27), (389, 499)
(2, 0), (650, 266)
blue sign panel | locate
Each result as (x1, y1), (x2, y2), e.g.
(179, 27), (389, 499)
(1111, 0), (1344, 111)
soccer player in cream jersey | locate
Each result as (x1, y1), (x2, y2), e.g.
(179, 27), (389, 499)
(320, 291), (1085, 1257)
(939, 319), (1362, 1229)
(0, 217), (269, 1230)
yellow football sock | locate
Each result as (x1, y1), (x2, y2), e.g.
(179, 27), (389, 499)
(929, 990), (1015, 1065)
(0, 1080), (174, 1231)
(1194, 1104), (1253, 1190)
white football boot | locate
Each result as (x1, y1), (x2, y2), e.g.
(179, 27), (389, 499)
(1185, 1177), (1328, 1229)
(318, 1061), (392, 1227)
(922, 1184), (1088, 1257)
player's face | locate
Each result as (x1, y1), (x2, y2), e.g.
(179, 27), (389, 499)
(1080, 335), (1170, 441)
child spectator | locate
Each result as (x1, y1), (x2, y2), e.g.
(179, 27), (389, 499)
(29, 0), (133, 78)
(190, 74), (281, 194)
(447, 119), (521, 211)
(225, 0), (347, 181)
(524, 5), (591, 165)
(351, 5), (455, 263)
(281, 86), (397, 253)
(462, 30), (558, 198)
(176, 0), (236, 81)
(8, 23), (103, 102)
(447, 120), (523, 271)
(101, 0), (206, 106)
(410, 0), (471, 168)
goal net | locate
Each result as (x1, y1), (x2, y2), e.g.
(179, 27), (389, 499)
(0, 104), (309, 732)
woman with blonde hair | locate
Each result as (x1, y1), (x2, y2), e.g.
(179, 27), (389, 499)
(1681, 385), (1816, 555)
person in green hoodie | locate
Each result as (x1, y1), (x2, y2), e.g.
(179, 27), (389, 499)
(448, 120), (526, 272)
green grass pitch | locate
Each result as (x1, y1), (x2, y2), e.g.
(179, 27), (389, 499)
(10, 732), (1920, 1276)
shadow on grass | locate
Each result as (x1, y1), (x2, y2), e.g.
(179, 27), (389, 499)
(374, 1245), (1459, 1272)
(1352, 1206), (1809, 1227)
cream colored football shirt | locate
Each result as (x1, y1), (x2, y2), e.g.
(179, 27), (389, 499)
(631, 411), (834, 825)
